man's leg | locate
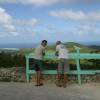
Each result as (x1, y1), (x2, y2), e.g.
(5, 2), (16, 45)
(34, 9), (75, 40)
(35, 71), (39, 85)
(38, 71), (43, 85)
(62, 59), (69, 87)
(56, 60), (63, 87)
(60, 74), (67, 88)
(38, 60), (43, 86)
(34, 62), (39, 86)
(34, 63), (42, 86)
(35, 71), (43, 86)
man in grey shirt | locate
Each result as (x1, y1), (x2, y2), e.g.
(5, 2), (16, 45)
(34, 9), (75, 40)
(33, 40), (47, 86)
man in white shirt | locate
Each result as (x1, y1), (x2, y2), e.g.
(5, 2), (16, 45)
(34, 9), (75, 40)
(55, 41), (69, 87)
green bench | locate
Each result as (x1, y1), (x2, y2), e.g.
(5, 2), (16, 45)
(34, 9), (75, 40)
(25, 47), (100, 85)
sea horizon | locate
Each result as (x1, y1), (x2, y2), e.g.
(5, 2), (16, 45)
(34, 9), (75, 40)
(0, 41), (100, 49)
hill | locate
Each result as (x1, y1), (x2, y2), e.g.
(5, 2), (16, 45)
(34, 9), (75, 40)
(1, 42), (99, 54)
(88, 45), (100, 50)
(0, 48), (19, 54)
(47, 42), (93, 53)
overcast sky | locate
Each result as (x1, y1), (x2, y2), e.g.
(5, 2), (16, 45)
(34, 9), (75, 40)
(0, 0), (100, 44)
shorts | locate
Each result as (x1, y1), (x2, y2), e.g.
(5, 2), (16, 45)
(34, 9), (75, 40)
(33, 59), (43, 71)
(57, 58), (69, 74)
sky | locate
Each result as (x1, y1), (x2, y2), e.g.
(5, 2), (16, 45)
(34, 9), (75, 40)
(0, 0), (100, 44)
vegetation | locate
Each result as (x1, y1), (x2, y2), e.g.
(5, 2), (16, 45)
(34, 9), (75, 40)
(0, 42), (100, 69)
(0, 51), (25, 68)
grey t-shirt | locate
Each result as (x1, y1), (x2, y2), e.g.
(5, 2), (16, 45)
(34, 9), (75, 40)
(34, 45), (45, 60)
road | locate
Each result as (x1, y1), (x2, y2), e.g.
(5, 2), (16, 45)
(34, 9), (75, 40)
(0, 82), (100, 100)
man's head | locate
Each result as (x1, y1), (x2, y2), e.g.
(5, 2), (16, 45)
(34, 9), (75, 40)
(56, 41), (61, 46)
(41, 40), (48, 47)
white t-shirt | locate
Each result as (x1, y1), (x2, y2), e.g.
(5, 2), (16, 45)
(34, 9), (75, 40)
(56, 44), (69, 59)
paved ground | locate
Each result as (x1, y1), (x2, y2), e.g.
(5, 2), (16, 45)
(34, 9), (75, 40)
(0, 82), (100, 100)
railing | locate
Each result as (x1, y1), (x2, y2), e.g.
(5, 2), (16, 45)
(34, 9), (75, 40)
(25, 47), (100, 85)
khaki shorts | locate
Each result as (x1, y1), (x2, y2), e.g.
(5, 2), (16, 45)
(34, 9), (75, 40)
(57, 58), (69, 74)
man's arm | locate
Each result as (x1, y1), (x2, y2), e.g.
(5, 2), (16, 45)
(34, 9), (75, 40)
(42, 51), (45, 56)
(55, 46), (59, 56)
(42, 47), (46, 56)
(55, 51), (59, 56)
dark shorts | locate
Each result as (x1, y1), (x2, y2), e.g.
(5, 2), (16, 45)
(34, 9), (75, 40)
(57, 58), (69, 74)
(33, 59), (43, 71)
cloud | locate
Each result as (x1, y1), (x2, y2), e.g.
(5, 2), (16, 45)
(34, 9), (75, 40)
(10, 31), (19, 36)
(77, 24), (100, 36)
(49, 10), (100, 38)
(0, 0), (17, 4)
(19, 0), (60, 6)
(49, 9), (100, 37)
(14, 18), (38, 36)
(0, 0), (99, 6)
(0, 7), (15, 32)
(62, 0), (100, 4)
(0, 7), (38, 37)
(15, 18), (38, 26)
(29, 18), (38, 25)
(0, 0), (60, 6)
(50, 10), (100, 22)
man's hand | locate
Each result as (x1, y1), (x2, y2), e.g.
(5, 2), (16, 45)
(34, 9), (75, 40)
(55, 51), (59, 56)
(42, 51), (45, 56)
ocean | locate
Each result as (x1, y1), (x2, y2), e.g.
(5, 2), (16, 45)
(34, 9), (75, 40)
(0, 42), (99, 48)
(0, 43), (37, 48)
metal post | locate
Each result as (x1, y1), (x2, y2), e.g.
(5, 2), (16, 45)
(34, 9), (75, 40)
(26, 55), (29, 82)
(75, 47), (81, 85)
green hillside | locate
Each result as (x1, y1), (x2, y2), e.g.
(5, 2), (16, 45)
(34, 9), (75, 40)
(1, 42), (98, 55)
(0, 42), (100, 68)
(47, 42), (94, 53)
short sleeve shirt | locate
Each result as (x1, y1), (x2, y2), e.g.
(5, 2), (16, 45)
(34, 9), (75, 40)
(56, 44), (69, 59)
(34, 45), (45, 60)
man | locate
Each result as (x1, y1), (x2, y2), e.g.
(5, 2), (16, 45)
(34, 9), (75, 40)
(33, 40), (47, 86)
(55, 41), (69, 87)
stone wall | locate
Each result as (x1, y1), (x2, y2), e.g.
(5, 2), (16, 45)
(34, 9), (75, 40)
(0, 67), (100, 83)
(0, 67), (26, 82)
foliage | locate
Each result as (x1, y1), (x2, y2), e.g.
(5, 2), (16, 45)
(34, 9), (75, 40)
(0, 51), (25, 68)
(0, 42), (100, 69)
